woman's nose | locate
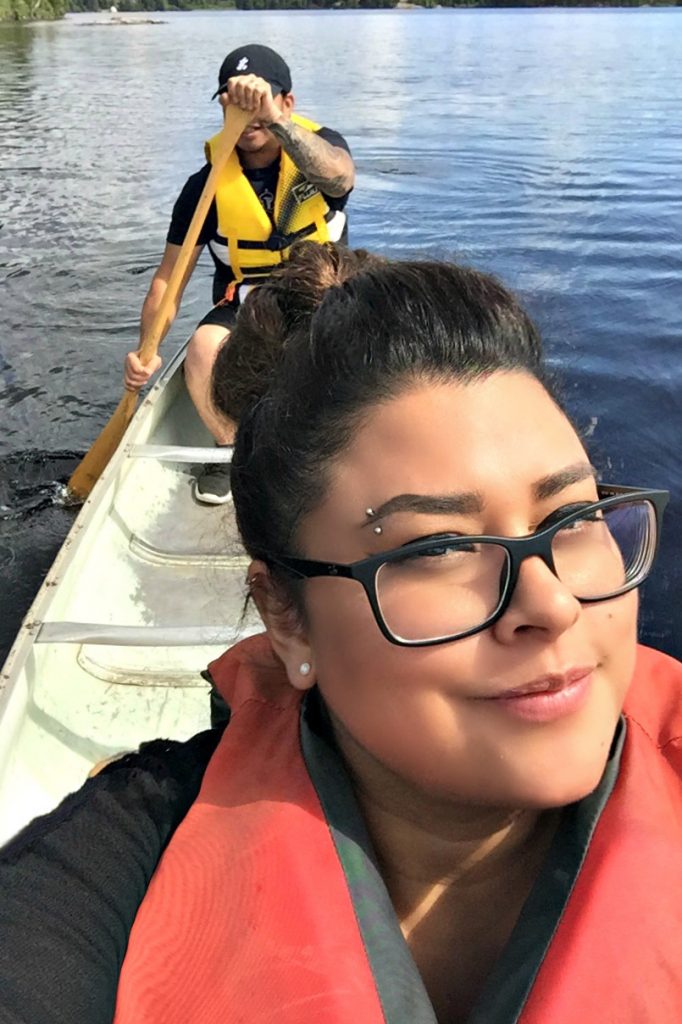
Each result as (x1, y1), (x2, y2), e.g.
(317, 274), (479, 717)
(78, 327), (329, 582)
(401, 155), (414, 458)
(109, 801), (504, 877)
(492, 554), (581, 644)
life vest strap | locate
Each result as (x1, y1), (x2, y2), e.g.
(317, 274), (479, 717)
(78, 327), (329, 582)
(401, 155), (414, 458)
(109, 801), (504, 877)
(227, 234), (243, 284)
(239, 265), (281, 279)
(235, 210), (337, 252)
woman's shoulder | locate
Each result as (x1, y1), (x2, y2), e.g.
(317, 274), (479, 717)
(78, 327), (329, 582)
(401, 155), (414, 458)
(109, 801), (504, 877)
(0, 727), (222, 1024)
(2, 727), (222, 862)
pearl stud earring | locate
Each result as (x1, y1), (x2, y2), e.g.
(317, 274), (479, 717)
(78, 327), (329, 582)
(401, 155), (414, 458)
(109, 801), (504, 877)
(299, 662), (311, 676)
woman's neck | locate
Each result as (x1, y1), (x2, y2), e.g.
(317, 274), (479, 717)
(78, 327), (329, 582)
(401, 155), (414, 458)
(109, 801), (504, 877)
(329, 710), (560, 1021)
(362, 792), (555, 935)
(331, 714), (557, 927)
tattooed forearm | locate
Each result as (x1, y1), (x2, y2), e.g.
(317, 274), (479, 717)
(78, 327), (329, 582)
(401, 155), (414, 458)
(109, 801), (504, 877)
(267, 120), (355, 197)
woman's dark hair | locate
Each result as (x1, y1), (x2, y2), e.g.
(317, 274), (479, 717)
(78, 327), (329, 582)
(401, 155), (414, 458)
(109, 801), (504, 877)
(212, 242), (547, 594)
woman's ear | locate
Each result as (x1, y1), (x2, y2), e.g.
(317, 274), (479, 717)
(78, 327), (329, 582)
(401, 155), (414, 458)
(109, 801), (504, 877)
(248, 560), (316, 690)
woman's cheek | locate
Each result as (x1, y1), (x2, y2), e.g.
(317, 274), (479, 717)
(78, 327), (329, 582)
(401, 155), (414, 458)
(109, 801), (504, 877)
(586, 591), (639, 709)
(305, 577), (394, 676)
(304, 583), (641, 808)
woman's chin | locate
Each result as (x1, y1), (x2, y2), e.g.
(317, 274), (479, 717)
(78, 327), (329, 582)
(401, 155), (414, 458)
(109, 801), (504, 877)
(502, 757), (613, 811)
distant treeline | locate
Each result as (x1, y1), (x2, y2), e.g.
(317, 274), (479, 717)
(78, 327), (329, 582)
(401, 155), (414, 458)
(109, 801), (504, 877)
(412, 0), (681, 5)
(0, 0), (233, 14)
(2, 0), (680, 23)
(233, 0), (681, 6)
(0, 0), (66, 19)
(65, 0), (235, 10)
(233, 0), (394, 7)
(74, 0), (682, 10)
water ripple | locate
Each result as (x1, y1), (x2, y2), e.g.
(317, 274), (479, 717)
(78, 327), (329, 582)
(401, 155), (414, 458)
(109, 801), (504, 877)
(0, 7), (680, 658)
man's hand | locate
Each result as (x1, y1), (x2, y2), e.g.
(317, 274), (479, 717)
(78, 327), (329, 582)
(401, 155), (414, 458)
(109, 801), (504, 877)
(219, 74), (284, 127)
(216, 73), (354, 200)
(124, 350), (162, 392)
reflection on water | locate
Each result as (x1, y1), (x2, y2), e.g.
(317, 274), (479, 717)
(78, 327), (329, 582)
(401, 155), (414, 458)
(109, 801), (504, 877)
(1, 8), (681, 659)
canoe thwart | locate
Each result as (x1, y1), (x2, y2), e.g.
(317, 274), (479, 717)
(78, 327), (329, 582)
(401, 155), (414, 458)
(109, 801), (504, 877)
(35, 622), (242, 647)
(129, 444), (233, 464)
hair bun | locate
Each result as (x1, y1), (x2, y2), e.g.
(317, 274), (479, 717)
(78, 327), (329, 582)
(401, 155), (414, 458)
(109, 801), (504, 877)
(211, 243), (379, 424)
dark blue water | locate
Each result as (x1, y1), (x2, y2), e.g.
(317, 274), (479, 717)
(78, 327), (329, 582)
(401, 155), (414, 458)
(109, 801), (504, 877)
(1, 8), (680, 660)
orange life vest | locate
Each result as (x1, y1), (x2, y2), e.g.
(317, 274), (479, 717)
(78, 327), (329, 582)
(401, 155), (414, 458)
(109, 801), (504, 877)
(113, 638), (682, 1023)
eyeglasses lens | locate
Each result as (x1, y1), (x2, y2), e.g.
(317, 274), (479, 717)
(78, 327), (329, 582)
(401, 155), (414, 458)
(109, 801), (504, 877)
(376, 541), (510, 643)
(551, 498), (657, 600)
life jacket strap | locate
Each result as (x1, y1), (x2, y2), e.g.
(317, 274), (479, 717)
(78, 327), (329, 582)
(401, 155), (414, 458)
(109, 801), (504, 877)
(227, 233), (244, 284)
(236, 210), (336, 252)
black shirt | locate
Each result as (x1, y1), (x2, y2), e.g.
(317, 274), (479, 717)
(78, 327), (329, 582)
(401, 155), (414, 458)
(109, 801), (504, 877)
(0, 730), (223, 1024)
(167, 125), (352, 305)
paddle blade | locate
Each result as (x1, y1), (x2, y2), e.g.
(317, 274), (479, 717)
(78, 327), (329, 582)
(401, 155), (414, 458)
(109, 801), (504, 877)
(67, 390), (138, 502)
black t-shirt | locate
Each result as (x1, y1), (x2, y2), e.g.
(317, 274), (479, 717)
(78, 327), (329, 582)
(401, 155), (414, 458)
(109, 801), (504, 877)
(167, 125), (352, 305)
(0, 729), (223, 1024)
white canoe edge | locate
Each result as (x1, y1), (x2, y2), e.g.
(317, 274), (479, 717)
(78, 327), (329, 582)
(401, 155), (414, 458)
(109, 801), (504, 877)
(0, 341), (261, 843)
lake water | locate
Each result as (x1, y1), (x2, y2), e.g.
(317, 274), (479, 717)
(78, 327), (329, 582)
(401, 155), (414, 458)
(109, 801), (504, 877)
(0, 7), (680, 661)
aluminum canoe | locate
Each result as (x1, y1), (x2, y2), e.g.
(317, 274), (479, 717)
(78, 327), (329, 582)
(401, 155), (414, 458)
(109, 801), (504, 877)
(0, 342), (260, 843)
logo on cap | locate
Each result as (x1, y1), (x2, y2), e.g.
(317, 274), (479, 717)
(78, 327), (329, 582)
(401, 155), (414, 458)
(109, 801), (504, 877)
(236, 56), (249, 71)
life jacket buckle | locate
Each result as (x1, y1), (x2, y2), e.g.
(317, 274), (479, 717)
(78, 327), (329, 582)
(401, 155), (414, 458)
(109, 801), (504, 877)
(264, 232), (289, 252)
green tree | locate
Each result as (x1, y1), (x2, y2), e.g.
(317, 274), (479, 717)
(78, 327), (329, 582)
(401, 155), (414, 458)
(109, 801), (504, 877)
(0, 0), (68, 18)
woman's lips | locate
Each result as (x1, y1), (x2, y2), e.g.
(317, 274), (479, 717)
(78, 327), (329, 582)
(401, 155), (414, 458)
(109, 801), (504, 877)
(480, 668), (594, 723)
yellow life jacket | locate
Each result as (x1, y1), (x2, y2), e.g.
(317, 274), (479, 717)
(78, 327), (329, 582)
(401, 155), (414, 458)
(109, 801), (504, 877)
(205, 113), (335, 286)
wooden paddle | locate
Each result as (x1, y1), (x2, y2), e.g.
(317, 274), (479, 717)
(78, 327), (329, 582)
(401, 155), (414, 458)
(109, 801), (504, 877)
(67, 105), (251, 503)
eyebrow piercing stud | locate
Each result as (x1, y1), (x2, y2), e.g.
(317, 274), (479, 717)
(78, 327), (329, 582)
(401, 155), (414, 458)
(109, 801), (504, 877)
(365, 507), (382, 533)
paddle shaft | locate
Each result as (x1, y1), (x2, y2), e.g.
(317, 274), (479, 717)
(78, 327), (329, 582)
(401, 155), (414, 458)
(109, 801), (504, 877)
(67, 106), (251, 502)
(138, 105), (251, 366)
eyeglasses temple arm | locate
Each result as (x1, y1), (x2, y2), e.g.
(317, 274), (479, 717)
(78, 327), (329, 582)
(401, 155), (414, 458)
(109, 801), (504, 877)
(267, 556), (354, 580)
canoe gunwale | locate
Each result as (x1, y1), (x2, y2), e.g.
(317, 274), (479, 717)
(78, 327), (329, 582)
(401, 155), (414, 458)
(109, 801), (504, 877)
(0, 340), (190, 704)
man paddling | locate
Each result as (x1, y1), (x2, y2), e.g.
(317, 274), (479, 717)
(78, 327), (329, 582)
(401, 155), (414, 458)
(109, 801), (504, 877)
(124, 44), (355, 504)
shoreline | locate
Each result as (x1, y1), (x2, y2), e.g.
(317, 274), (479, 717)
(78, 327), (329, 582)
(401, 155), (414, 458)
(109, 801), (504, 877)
(3, 2), (681, 26)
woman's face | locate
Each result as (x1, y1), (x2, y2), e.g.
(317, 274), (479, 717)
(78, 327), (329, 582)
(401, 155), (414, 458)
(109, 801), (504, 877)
(290, 372), (638, 809)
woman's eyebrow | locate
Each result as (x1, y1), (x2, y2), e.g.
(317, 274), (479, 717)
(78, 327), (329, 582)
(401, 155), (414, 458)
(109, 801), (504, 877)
(361, 491), (483, 527)
(533, 463), (598, 501)
(361, 464), (598, 527)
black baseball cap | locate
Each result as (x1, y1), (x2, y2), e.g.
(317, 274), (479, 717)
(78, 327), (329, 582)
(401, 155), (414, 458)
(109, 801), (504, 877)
(211, 44), (292, 100)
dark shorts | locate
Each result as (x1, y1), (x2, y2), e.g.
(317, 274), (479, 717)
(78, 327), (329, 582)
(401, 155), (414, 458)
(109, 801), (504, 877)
(196, 300), (238, 333)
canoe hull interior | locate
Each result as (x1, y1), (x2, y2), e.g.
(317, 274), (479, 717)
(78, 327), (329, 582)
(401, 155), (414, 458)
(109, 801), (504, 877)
(0, 344), (261, 843)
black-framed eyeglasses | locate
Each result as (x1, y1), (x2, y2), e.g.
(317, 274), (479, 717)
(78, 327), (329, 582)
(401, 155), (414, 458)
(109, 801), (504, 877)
(266, 485), (669, 647)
